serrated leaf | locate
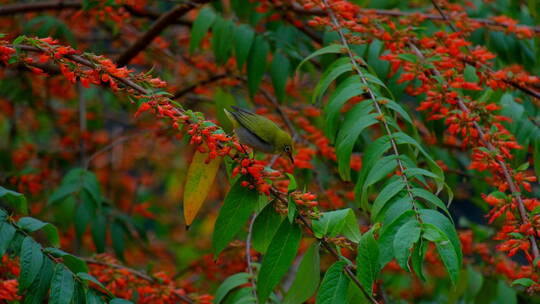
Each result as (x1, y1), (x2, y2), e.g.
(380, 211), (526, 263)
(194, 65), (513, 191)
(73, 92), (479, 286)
(252, 202), (283, 253)
(393, 219), (421, 271)
(91, 213), (106, 253)
(419, 209), (462, 266)
(411, 188), (451, 218)
(283, 242), (320, 304)
(313, 57), (353, 104)
(257, 220), (302, 303)
(336, 102), (377, 181)
(356, 227), (380, 294)
(214, 272), (251, 304)
(316, 261), (349, 304)
(0, 221), (16, 256)
(77, 272), (113, 297)
(247, 35), (269, 97)
(44, 247), (89, 273)
(359, 155), (399, 210)
(378, 209), (415, 267)
(0, 186), (28, 214)
(270, 52), (290, 102)
(411, 240), (427, 282)
(212, 178), (259, 256)
(24, 257), (54, 304)
(48, 168), (102, 206)
(212, 17), (234, 65)
(234, 24), (255, 70)
(19, 237), (44, 291)
(18, 217), (60, 247)
(422, 223), (460, 284)
(371, 179), (406, 221)
(381, 98), (413, 124)
(190, 6), (216, 53)
(312, 209), (361, 243)
(324, 75), (364, 142)
(49, 264), (75, 304)
(465, 266), (483, 301)
(297, 44), (344, 72)
(183, 149), (222, 226)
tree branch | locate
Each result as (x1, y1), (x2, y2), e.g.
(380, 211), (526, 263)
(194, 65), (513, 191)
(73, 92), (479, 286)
(173, 74), (227, 99)
(116, 0), (209, 67)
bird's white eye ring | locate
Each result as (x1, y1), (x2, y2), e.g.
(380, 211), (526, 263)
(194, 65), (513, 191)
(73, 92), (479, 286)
(285, 146), (290, 152)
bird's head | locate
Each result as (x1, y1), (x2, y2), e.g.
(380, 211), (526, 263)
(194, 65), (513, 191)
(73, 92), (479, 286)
(274, 131), (294, 164)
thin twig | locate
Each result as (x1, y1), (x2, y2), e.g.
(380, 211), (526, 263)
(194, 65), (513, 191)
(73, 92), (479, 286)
(173, 74), (227, 99)
(246, 213), (258, 304)
(116, 0), (209, 67)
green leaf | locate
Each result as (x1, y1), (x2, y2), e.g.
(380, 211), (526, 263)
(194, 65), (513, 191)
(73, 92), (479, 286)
(393, 219), (421, 271)
(316, 261), (349, 304)
(396, 53), (418, 63)
(411, 240), (427, 282)
(183, 149), (222, 227)
(91, 213), (106, 253)
(297, 44), (344, 72)
(283, 242), (320, 304)
(422, 223), (460, 284)
(86, 291), (106, 304)
(270, 52), (290, 102)
(234, 24), (255, 69)
(24, 257), (54, 304)
(77, 272), (113, 297)
(371, 179), (406, 221)
(0, 221), (16, 256)
(512, 277), (535, 287)
(0, 186), (28, 214)
(411, 188), (451, 218)
(214, 272), (251, 304)
(48, 168), (102, 206)
(110, 299), (134, 304)
(419, 209), (462, 266)
(392, 132), (445, 192)
(312, 209), (361, 243)
(190, 6), (216, 53)
(44, 247), (89, 273)
(212, 17), (234, 65)
(257, 220), (302, 303)
(49, 264), (75, 304)
(465, 266), (484, 301)
(212, 178), (259, 256)
(286, 173), (297, 193)
(355, 135), (392, 202)
(19, 237), (44, 291)
(356, 226), (380, 294)
(324, 75), (364, 142)
(359, 155), (398, 210)
(247, 35), (269, 97)
(336, 102), (377, 181)
(378, 209), (415, 267)
(111, 220), (125, 260)
(534, 141), (540, 181)
(381, 98), (413, 124)
(313, 57), (353, 104)
(252, 202), (283, 253)
(496, 280), (517, 304)
(464, 64), (479, 83)
(18, 217), (60, 247)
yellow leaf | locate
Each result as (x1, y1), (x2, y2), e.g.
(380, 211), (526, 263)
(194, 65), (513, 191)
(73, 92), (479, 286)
(183, 150), (221, 227)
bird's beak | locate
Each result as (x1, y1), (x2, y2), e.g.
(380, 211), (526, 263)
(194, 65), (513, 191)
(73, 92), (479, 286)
(287, 151), (294, 164)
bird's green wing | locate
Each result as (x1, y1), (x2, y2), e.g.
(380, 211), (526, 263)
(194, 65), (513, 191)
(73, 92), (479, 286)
(230, 107), (278, 144)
